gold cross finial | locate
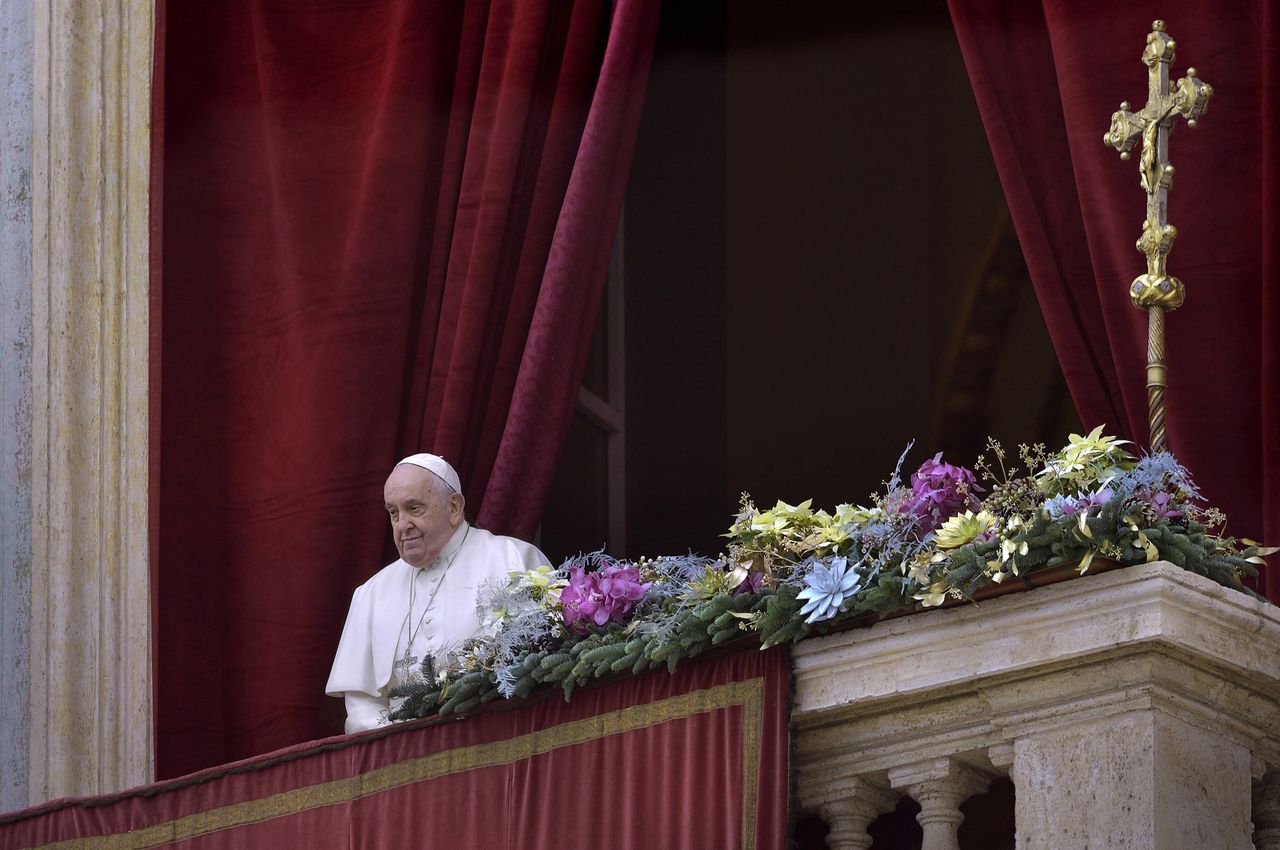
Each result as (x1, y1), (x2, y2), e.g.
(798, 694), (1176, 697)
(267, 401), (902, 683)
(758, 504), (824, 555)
(1102, 20), (1212, 453)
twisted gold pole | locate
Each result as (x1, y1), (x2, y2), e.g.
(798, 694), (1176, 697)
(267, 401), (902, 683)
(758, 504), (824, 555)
(1147, 306), (1167, 453)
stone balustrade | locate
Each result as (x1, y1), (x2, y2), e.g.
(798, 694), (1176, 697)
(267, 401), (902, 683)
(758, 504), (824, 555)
(792, 561), (1280, 850)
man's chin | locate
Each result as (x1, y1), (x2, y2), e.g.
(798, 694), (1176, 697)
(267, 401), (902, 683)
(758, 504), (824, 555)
(401, 545), (436, 569)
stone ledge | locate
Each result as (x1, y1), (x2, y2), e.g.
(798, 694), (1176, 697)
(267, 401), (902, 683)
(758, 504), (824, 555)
(793, 561), (1280, 723)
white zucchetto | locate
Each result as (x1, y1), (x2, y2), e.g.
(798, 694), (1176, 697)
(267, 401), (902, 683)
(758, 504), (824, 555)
(395, 452), (461, 495)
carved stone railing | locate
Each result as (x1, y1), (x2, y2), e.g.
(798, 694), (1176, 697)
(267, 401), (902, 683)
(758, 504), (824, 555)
(792, 561), (1280, 850)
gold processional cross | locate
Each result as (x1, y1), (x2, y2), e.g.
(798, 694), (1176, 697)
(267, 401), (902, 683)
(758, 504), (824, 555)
(1102, 20), (1212, 453)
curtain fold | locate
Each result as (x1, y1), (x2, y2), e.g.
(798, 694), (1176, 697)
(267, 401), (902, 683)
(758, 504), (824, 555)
(156, 0), (658, 779)
(947, 0), (1278, 599)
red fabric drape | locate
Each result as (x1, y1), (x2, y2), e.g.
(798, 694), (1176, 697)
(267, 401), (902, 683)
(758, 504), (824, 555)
(947, 0), (1279, 599)
(2, 648), (791, 850)
(156, 0), (658, 779)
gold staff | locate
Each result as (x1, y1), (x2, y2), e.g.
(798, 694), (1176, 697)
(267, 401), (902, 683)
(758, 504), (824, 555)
(1102, 20), (1212, 453)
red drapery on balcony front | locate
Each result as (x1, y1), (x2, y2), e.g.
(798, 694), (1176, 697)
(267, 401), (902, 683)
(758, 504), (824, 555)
(1, 648), (791, 850)
(947, 0), (1279, 599)
(155, 0), (659, 778)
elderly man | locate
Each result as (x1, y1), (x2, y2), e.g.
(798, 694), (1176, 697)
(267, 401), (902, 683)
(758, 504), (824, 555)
(326, 453), (548, 733)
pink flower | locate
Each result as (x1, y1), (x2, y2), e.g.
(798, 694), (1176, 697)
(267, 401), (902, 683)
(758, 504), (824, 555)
(560, 563), (651, 634)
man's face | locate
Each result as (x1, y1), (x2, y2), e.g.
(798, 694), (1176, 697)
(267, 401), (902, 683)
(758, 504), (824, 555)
(383, 465), (464, 568)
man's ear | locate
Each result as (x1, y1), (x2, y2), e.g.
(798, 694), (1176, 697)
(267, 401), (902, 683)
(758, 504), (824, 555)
(448, 492), (466, 526)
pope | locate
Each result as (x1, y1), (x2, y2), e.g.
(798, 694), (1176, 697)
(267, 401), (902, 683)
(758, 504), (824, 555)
(326, 453), (549, 733)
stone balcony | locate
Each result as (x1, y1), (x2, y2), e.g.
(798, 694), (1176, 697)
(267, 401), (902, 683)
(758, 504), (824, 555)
(792, 561), (1280, 850)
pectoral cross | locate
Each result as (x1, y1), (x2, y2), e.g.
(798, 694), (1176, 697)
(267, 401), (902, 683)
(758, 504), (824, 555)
(1102, 20), (1212, 453)
(394, 654), (420, 676)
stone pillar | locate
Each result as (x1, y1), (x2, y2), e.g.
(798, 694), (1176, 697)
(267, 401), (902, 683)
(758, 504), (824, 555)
(804, 774), (899, 850)
(1257, 770), (1280, 850)
(889, 758), (989, 850)
(27, 0), (154, 804)
(1010, 709), (1254, 850)
(0, 0), (35, 816)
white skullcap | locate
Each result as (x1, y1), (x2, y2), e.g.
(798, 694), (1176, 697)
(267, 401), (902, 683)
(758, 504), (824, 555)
(394, 453), (461, 495)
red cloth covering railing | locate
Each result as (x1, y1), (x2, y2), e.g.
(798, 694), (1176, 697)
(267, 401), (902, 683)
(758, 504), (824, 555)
(1, 647), (790, 850)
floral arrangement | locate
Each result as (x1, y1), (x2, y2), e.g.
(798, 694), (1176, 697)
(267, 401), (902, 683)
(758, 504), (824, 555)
(387, 428), (1273, 721)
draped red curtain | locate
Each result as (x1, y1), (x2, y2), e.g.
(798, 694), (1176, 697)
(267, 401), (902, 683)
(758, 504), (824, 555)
(156, 0), (658, 779)
(947, 0), (1279, 599)
(3, 648), (791, 850)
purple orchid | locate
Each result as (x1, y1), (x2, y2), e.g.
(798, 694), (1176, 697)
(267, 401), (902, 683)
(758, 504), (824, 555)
(1045, 487), (1114, 519)
(560, 563), (651, 634)
(732, 570), (766, 596)
(1147, 491), (1183, 520)
(900, 453), (983, 532)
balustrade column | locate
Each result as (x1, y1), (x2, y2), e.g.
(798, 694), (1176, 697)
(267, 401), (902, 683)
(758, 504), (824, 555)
(811, 777), (899, 850)
(799, 771), (899, 850)
(889, 759), (989, 850)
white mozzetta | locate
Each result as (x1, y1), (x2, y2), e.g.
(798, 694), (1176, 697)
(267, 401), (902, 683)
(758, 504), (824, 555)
(28, 0), (153, 805)
(792, 562), (1280, 849)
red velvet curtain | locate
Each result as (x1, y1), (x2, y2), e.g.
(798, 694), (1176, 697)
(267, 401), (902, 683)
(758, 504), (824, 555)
(947, 0), (1279, 599)
(3, 648), (791, 850)
(156, 0), (658, 779)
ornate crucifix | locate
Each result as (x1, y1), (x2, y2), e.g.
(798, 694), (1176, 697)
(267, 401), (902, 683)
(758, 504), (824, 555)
(1102, 20), (1212, 453)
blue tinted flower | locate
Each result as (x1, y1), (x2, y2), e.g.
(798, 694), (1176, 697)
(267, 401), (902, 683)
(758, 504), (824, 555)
(796, 556), (864, 623)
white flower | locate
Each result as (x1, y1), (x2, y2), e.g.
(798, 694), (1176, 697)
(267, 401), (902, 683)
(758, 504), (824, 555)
(797, 556), (865, 623)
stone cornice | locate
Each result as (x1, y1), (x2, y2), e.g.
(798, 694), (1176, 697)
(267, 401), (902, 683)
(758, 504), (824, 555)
(794, 562), (1280, 725)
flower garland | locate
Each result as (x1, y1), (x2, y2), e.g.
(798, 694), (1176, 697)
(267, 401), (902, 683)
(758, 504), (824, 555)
(387, 428), (1274, 722)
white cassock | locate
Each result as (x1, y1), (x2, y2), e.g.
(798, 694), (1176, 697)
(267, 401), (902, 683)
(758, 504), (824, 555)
(325, 521), (549, 733)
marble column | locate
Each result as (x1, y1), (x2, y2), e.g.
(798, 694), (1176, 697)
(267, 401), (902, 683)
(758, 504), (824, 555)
(26, 0), (154, 804)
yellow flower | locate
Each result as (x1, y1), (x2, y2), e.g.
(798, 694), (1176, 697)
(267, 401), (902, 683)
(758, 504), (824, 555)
(835, 503), (883, 527)
(1058, 425), (1129, 468)
(510, 565), (568, 599)
(904, 549), (945, 584)
(934, 510), (998, 550)
(914, 580), (949, 608)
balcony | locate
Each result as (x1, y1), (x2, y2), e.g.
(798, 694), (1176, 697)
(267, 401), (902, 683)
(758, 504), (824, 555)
(793, 561), (1280, 850)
